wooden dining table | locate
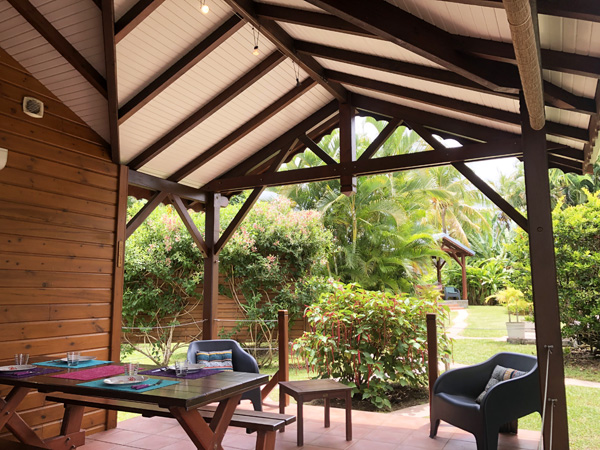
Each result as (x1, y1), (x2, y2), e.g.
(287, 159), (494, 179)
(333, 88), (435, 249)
(0, 361), (268, 450)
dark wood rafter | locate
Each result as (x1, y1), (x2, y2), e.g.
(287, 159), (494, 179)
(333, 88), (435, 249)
(210, 137), (522, 193)
(118, 15), (244, 124)
(129, 51), (285, 170)
(297, 41), (595, 115)
(169, 193), (208, 257)
(91, 0), (101, 9)
(220, 101), (339, 180)
(414, 123), (529, 231)
(114, 0), (168, 44)
(128, 169), (207, 203)
(298, 134), (337, 165)
(101, 0), (120, 164)
(327, 71), (587, 143)
(353, 94), (516, 142)
(125, 191), (168, 239)
(168, 78), (317, 182)
(436, 0), (600, 23)
(304, 0), (510, 92)
(359, 118), (402, 160)
(520, 94), (570, 450)
(548, 154), (586, 173)
(6, 0), (108, 98)
(222, 0), (347, 102)
(547, 146), (586, 162)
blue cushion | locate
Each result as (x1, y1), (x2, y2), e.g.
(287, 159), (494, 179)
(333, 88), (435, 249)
(196, 350), (233, 371)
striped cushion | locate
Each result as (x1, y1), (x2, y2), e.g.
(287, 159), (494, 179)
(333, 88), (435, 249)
(476, 365), (527, 403)
(196, 350), (233, 371)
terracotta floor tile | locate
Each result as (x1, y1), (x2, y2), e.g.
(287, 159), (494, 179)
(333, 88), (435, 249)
(89, 429), (149, 445)
(126, 433), (182, 450)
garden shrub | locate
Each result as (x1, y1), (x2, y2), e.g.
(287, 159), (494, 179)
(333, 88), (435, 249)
(293, 282), (452, 410)
(506, 192), (600, 353)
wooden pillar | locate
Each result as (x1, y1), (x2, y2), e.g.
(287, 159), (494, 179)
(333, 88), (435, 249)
(339, 100), (356, 196)
(426, 313), (438, 417)
(521, 95), (569, 449)
(203, 193), (221, 340)
(107, 164), (128, 428)
(461, 255), (467, 301)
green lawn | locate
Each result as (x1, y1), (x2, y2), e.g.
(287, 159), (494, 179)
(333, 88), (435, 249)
(455, 305), (512, 338)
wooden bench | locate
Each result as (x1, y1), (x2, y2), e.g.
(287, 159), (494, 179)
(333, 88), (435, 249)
(0, 437), (48, 450)
(45, 393), (295, 450)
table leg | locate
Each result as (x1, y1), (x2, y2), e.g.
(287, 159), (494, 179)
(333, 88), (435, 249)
(278, 386), (285, 433)
(0, 386), (48, 448)
(297, 397), (303, 447)
(169, 393), (242, 450)
(345, 390), (352, 441)
(324, 397), (330, 428)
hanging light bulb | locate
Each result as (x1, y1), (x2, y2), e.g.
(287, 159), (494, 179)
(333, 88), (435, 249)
(200, 0), (209, 14)
(252, 27), (260, 56)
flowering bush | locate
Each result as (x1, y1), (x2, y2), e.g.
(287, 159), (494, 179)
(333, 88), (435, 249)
(292, 282), (451, 410)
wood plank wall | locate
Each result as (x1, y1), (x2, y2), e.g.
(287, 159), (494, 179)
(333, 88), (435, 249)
(0, 48), (119, 439)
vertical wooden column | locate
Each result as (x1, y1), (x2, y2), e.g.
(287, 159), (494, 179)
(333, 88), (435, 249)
(521, 95), (569, 449)
(203, 193), (221, 340)
(107, 164), (128, 428)
(279, 310), (290, 406)
(426, 313), (438, 416)
(338, 100), (357, 196)
(461, 255), (467, 301)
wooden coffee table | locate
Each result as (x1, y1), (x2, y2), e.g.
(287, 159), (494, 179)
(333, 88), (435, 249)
(279, 379), (352, 446)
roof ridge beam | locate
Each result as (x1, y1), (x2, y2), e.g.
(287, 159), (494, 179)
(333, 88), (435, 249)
(128, 50), (285, 170)
(118, 15), (244, 123)
(7, 0), (107, 98)
(114, 0), (167, 44)
(223, 0), (347, 101)
(168, 78), (317, 182)
(435, 1), (600, 23)
(330, 71), (587, 142)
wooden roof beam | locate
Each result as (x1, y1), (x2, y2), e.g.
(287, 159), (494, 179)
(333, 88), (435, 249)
(359, 118), (402, 160)
(101, 0), (120, 164)
(328, 70), (587, 143)
(118, 15), (244, 123)
(435, 0), (600, 23)
(126, 191), (168, 239)
(128, 169), (208, 203)
(128, 51), (285, 170)
(114, 0), (167, 44)
(7, 0), (107, 98)
(223, 0), (347, 102)
(298, 41), (595, 115)
(298, 135), (338, 165)
(209, 137), (523, 192)
(168, 78), (317, 182)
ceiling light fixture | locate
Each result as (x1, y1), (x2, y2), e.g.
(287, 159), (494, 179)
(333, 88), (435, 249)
(252, 26), (260, 56)
(200, 0), (209, 14)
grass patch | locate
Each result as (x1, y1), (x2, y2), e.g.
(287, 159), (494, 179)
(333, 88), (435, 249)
(458, 305), (511, 338)
(450, 338), (537, 366)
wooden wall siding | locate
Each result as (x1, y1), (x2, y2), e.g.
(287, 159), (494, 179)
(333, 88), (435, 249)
(0, 47), (119, 439)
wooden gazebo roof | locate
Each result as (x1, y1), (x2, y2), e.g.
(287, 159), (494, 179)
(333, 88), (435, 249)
(0, 0), (598, 208)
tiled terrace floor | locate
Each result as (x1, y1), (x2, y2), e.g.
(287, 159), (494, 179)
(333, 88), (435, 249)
(83, 400), (540, 450)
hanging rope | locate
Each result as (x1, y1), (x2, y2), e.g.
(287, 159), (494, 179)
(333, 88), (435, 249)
(538, 345), (553, 450)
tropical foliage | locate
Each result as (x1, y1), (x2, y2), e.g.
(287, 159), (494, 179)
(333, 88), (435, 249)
(293, 281), (452, 410)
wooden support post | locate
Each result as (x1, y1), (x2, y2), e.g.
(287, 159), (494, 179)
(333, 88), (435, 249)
(279, 310), (289, 406)
(426, 313), (438, 417)
(203, 193), (221, 340)
(521, 94), (569, 449)
(339, 100), (357, 196)
(461, 254), (467, 301)
(108, 165), (128, 429)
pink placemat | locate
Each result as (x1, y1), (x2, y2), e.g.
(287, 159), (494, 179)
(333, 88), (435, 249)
(51, 365), (124, 381)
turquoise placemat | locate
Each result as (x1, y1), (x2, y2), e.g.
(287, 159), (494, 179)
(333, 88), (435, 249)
(78, 378), (179, 393)
(34, 359), (112, 369)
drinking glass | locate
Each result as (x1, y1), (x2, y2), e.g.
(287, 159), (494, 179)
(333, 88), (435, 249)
(175, 361), (188, 377)
(67, 351), (80, 367)
(15, 353), (29, 365)
(125, 362), (139, 376)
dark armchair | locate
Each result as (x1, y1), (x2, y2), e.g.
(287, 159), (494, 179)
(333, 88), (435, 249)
(430, 352), (541, 450)
(187, 339), (262, 411)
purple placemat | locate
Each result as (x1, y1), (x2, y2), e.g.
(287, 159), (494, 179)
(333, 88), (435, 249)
(139, 367), (224, 379)
(0, 367), (62, 378)
(51, 365), (124, 381)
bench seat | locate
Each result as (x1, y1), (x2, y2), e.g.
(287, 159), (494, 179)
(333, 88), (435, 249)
(45, 393), (295, 449)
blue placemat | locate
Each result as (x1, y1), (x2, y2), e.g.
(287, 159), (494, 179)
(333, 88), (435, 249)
(34, 359), (112, 369)
(78, 377), (179, 393)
